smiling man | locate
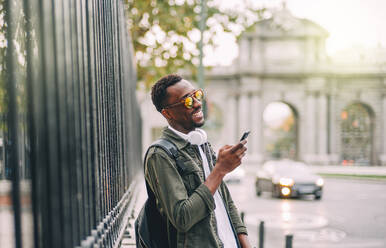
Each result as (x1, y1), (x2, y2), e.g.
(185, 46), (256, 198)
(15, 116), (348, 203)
(144, 74), (251, 247)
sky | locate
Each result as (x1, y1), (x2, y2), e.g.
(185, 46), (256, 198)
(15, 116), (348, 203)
(206, 0), (386, 66)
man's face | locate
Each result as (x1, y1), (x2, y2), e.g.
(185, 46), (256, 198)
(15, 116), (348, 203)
(162, 80), (205, 133)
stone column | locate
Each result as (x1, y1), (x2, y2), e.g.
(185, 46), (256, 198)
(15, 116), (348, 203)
(380, 95), (386, 165)
(226, 94), (238, 144)
(305, 92), (317, 163)
(238, 93), (250, 138)
(249, 93), (264, 164)
(251, 39), (262, 68)
(318, 93), (328, 164)
(328, 93), (339, 164)
(239, 38), (250, 67)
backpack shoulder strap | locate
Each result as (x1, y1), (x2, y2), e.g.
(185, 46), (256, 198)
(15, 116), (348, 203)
(138, 139), (183, 248)
(145, 138), (186, 174)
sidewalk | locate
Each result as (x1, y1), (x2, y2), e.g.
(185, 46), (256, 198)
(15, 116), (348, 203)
(310, 165), (386, 176)
(119, 179), (147, 248)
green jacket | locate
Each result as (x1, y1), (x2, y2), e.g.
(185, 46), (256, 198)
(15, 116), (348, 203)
(144, 128), (248, 248)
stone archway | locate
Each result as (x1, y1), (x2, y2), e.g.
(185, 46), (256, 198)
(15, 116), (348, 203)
(340, 102), (374, 166)
(263, 101), (299, 160)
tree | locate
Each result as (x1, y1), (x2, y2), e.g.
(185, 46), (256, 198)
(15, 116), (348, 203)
(125, 0), (266, 89)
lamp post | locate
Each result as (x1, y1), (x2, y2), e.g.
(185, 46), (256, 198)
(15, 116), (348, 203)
(198, 0), (207, 116)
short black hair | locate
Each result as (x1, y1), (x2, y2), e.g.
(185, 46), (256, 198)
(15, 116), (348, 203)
(151, 74), (182, 112)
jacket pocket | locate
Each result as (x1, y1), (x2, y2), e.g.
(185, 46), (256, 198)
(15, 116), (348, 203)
(179, 161), (201, 195)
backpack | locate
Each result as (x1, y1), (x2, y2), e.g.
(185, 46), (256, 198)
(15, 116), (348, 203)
(135, 139), (187, 248)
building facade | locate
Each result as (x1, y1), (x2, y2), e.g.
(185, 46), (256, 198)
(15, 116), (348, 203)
(141, 8), (386, 166)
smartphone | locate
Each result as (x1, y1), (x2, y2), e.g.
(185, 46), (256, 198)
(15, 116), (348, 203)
(240, 131), (250, 141)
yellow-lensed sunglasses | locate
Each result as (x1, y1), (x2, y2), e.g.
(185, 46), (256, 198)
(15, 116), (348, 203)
(163, 89), (204, 109)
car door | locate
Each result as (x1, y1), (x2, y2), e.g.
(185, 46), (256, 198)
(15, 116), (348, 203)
(260, 163), (274, 192)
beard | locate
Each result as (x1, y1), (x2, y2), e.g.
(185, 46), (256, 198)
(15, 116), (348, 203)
(194, 121), (204, 128)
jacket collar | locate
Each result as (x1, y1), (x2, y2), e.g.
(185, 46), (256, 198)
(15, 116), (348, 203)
(161, 127), (191, 150)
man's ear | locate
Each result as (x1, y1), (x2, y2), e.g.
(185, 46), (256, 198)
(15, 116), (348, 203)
(161, 109), (172, 120)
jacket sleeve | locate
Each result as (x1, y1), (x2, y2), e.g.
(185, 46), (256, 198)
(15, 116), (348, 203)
(222, 183), (248, 235)
(145, 148), (215, 232)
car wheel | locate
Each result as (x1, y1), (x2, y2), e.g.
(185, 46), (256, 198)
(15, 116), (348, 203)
(315, 195), (322, 200)
(256, 183), (262, 196)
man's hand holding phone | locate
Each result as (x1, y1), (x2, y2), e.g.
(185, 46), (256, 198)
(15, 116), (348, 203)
(204, 131), (250, 194)
(215, 131), (250, 174)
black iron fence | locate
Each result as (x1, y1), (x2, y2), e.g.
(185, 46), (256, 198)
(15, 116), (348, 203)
(0, 0), (142, 247)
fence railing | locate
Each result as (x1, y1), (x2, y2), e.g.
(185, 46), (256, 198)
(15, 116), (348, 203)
(0, 0), (142, 247)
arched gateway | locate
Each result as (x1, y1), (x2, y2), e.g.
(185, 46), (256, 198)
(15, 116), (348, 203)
(201, 7), (386, 166)
(263, 102), (298, 160)
(141, 7), (386, 166)
(340, 103), (374, 166)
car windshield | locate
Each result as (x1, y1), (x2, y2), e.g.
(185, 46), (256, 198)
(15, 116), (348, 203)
(272, 162), (311, 175)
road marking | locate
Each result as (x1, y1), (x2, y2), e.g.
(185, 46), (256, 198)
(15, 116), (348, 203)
(294, 228), (346, 242)
(245, 212), (328, 229)
(294, 240), (385, 248)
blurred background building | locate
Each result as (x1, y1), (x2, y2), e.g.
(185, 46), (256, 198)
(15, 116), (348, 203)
(140, 6), (386, 166)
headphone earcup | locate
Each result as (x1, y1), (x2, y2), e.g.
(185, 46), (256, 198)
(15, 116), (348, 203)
(187, 131), (203, 145)
(187, 129), (207, 145)
(196, 128), (207, 142)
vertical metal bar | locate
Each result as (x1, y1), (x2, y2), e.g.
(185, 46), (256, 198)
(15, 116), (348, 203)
(107, 0), (117, 210)
(105, 1), (112, 215)
(115, 0), (120, 204)
(103, 0), (111, 215)
(76, 0), (87, 236)
(115, 0), (123, 202)
(99, 0), (108, 217)
(37, 0), (60, 246)
(114, 0), (121, 204)
(114, 0), (120, 205)
(51, 0), (68, 247)
(64, 0), (75, 245)
(46, 0), (63, 245)
(114, 0), (124, 200)
(98, 0), (106, 219)
(85, 0), (97, 231)
(115, 2), (128, 192)
(259, 221), (265, 248)
(123, 5), (137, 183)
(198, 0), (207, 117)
(285, 234), (293, 248)
(65, 0), (80, 245)
(4, 0), (22, 246)
(77, 0), (91, 237)
(54, 0), (74, 245)
(82, 0), (95, 229)
(99, 3), (105, 219)
(93, 0), (103, 223)
(22, 0), (41, 246)
(83, 0), (92, 232)
(35, 0), (49, 246)
(104, 0), (112, 214)
(89, 0), (99, 226)
(69, 0), (84, 243)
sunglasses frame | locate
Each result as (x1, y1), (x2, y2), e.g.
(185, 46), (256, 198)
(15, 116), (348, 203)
(163, 89), (204, 110)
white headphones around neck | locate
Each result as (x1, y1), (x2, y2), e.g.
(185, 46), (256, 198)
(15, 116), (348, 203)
(187, 128), (207, 145)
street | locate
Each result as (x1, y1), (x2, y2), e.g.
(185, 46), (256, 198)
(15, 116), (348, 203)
(227, 169), (386, 248)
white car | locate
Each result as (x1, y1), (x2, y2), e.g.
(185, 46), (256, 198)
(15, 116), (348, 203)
(255, 160), (324, 199)
(224, 167), (245, 184)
